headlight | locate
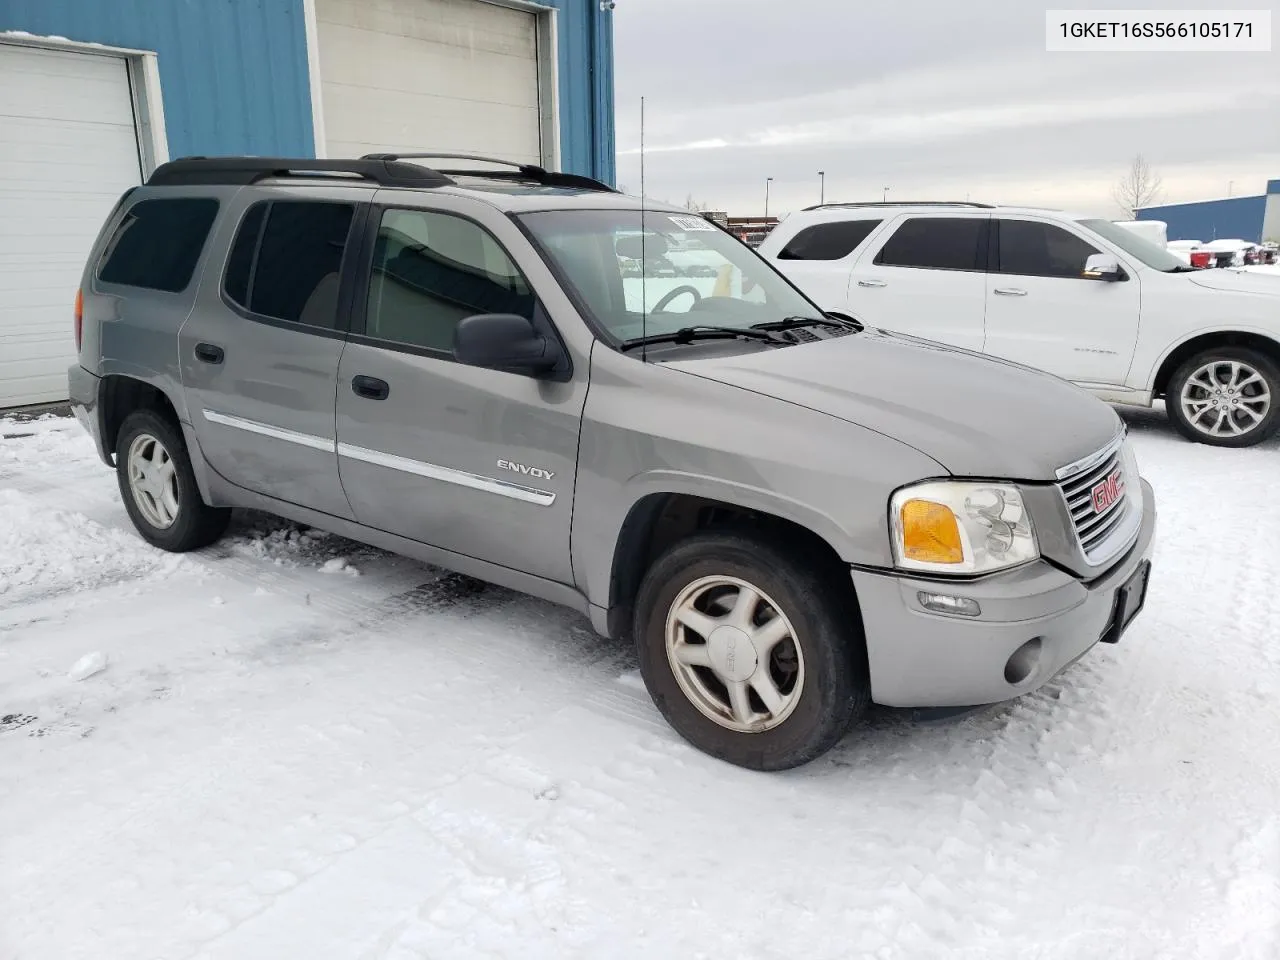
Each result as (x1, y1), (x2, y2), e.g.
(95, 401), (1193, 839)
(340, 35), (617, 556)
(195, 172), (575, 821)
(890, 481), (1039, 575)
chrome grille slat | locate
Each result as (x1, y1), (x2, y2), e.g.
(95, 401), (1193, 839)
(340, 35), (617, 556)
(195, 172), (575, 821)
(1076, 499), (1126, 537)
(1060, 453), (1121, 501)
(1055, 435), (1138, 568)
(1081, 502), (1129, 548)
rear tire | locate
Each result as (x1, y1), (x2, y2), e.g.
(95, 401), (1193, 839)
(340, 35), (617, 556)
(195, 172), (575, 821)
(115, 409), (230, 552)
(634, 531), (869, 771)
(1166, 347), (1280, 448)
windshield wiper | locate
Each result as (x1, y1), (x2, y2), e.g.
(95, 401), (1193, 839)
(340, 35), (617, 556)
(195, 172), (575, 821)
(751, 315), (858, 332)
(1164, 265), (1198, 273)
(620, 325), (783, 352)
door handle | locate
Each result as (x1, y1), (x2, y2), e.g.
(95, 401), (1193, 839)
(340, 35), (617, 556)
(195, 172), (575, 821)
(993, 287), (1028, 297)
(351, 375), (390, 401)
(857, 279), (888, 288)
(194, 342), (225, 364)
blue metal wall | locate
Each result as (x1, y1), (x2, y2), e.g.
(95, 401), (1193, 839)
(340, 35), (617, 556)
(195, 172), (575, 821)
(1138, 193), (1268, 243)
(0, 0), (615, 182)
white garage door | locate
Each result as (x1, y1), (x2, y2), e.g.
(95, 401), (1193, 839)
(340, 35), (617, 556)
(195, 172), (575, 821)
(0, 44), (143, 408)
(316, 0), (543, 165)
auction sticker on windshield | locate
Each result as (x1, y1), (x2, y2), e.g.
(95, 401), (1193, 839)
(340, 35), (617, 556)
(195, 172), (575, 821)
(668, 215), (717, 232)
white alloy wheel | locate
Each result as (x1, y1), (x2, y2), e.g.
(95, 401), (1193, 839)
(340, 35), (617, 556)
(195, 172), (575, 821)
(665, 575), (805, 733)
(127, 433), (180, 529)
(1178, 359), (1272, 439)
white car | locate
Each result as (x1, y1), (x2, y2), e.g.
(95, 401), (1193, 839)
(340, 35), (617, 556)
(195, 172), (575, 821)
(759, 202), (1280, 447)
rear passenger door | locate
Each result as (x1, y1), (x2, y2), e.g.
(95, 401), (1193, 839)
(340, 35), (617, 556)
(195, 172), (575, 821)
(847, 215), (989, 351)
(982, 218), (1140, 385)
(769, 218), (884, 313)
(181, 188), (368, 519)
(333, 198), (586, 586)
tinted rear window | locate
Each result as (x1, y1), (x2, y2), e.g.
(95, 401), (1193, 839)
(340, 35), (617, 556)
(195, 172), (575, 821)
(224, 200), (355, 329)
(777, 220), (881, 260)
(873, 217), (987, 271)
(97, 198), (220, 292)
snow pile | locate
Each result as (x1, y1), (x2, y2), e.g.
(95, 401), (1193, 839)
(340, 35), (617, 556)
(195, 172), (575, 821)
(0, 487), (185, 608)
(67, 651), (108, 682)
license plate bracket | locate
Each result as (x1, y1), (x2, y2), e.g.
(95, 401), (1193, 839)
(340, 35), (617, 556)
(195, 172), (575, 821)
(1100, 560), (1151, 645)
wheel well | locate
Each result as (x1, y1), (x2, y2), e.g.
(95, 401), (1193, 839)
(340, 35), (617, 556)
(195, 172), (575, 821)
(1153, 332), (1280, 399)
(606, 493), (848, 639)
(100, 376), (181, 461)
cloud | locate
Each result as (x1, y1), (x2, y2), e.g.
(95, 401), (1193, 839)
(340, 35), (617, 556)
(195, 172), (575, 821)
(612, 1), (1280, 216)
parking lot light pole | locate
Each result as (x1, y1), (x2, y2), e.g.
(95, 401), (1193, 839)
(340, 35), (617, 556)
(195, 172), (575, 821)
(819, 171), (825, 205)
(765, 177), (773, 221)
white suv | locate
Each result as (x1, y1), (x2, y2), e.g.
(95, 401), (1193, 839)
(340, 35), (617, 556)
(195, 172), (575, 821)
(759, 202), (1280, 447)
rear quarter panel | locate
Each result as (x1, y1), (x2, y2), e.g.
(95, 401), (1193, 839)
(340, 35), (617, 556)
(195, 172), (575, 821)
(82, 185), (236, 425)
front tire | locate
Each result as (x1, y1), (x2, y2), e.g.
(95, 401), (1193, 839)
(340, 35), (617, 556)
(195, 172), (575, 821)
(1166, 348), (1280, 448)
(115, 410), (231, 552)
(634, 531), (869, 771)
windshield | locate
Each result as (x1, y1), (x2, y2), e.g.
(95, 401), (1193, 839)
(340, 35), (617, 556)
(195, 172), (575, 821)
(518, 209), (825, 344)
(1077, 218), (1188, 272)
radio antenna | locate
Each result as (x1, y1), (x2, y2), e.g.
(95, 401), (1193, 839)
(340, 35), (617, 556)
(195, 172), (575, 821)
(640, 95), (648, 363)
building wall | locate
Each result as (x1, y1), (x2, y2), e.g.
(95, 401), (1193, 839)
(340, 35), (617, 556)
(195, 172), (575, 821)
(1137, 192), (1268, 243)
(1261, 180), (1280, 244)
(0, 0), (615, 181)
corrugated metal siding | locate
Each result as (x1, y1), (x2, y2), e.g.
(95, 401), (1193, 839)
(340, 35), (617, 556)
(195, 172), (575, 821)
(1, 0), (614, 181)
(1138, 196), (1267, 244)
(545, 0), (615, 183)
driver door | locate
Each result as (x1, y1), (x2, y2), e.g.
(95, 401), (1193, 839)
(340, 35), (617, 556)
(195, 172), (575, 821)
(334, 200), (588, 585)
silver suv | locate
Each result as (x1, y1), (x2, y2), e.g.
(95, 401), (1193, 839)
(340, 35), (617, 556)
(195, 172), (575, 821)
(68, 155), (1156, 770)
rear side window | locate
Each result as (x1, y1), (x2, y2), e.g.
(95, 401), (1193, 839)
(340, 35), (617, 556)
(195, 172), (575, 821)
(996, 219), (1102, 278)
(777, 220), (882, 260)
(97, 198), (220, 292)
(224, 200), (355, 329)
(873, 217), (987, 271)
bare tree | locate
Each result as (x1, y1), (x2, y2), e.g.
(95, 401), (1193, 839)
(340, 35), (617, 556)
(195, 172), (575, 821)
(684, 193), (710, 213)
(1113, 155), (1163, 218)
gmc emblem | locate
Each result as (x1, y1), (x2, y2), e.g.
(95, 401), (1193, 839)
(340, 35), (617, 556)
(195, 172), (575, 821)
(1091, 470), (1125, 514)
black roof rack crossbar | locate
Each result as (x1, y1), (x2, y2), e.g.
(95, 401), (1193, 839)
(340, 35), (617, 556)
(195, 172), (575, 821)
(802, 200), (995, 211)
(146, 156), (455, 188)
(362, 152), (617, 193)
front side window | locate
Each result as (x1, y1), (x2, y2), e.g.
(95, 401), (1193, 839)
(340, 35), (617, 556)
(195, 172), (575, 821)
(518, 209), (824, 344)
(224, 200), (355, 329)
(777, 219), (882, 261)
(97, 197), (220, 292)
(365, 209), (535, 353)
(873, 217), (987, 271)
(997, 220), (1102, 278)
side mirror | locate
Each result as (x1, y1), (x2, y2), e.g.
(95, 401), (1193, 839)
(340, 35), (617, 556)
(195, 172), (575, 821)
(453, 313), (563, 375)
(1083, 254), (1123, 281)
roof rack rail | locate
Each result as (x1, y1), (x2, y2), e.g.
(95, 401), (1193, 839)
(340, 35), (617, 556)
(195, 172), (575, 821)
(146, 156), (454, 189)
(802, 200), (995, 211)
(361, 152), (617, 193)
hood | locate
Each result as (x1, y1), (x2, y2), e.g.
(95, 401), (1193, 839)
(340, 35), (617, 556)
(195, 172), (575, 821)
(1187, 269), (1280, 296)
(664, 329), (1122, 480)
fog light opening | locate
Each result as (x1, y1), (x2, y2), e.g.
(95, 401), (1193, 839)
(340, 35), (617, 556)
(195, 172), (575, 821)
(917, 592), (982, 617)
(1004, 637), (1044, 686)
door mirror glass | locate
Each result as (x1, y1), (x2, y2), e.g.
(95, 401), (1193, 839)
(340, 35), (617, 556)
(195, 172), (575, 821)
(1083, 254), (1123, 281)
(453, 313), (564, 375)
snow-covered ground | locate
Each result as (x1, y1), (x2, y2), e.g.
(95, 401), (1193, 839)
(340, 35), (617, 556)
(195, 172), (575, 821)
(3, 409), (1279, 960)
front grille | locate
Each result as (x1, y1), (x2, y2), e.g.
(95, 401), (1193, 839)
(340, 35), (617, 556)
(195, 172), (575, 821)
(1056, 439), (1136, 564)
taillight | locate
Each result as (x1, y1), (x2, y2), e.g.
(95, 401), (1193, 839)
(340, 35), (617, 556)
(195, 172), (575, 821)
(74, 288), (83, 351)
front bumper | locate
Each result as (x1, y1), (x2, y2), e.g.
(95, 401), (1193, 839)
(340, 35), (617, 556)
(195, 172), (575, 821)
(67, 364), (109, 465)
(852, 479), (1156, 708)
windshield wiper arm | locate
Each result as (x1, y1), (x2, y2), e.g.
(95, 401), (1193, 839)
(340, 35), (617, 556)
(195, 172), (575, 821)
(620, 325), (783, 352)
(751, 315), (856, 332)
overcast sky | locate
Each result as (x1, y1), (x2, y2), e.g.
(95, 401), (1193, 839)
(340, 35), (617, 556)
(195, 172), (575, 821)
(612, 0), (1280, 218)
